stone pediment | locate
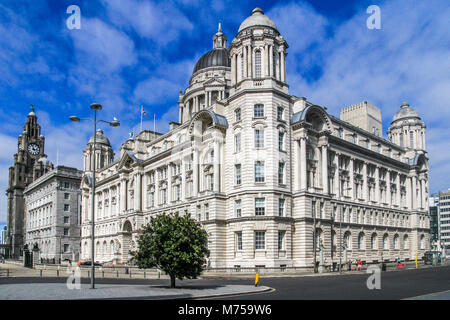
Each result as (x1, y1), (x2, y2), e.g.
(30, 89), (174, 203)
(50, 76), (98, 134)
(203, 77), (225, 87)
(117, 151), (142, 170)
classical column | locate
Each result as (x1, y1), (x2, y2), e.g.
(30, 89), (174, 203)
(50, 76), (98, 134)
(134, 173), (142, 211)
(213, 139), (220, 192)
(264, 44), (269, 77)
(154, 170), (160, 207)
(280, 50), (286, 82)
(247, 45), (252, 78)
(396, 174), (401, 207)
(294, 139), (299, 190)
(321, 145), (328, 194)
(108, 188), (112, 217)
(231, 53), (236, 84)
(193, 149), (199, 197)
(120, 179), (127, 213)
(363, 163), (368, 201)
(349, 158), (354, 199)
(300, 137), (307, 190)
(167, 165), (172, 204)
(411, 175), (417, 209)
(386, 170), (391, 206)
(181, 159), (186, 201)
(243, 45), (248, 78)
(406, 176), (412, 210)
(269, 45), (273, 77)
(375, 166), (380, 204)
(334, 153), (340, 198)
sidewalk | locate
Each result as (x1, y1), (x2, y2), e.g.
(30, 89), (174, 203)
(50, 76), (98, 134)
(0, 282), (271, 300)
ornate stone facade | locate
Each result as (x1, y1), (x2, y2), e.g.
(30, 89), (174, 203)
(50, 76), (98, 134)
(80, 8), (430, 268)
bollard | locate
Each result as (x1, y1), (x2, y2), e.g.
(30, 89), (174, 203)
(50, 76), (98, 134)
(117, 270), (119, 278)
(254, 272), (259, 287)
(130, 269), (132, 278)
(144, 270), (146, 279)
(102, 271), (104, 278)
(158, 271), (160, 279)
(88, 270), (90, 278)
(57, 270), (59, 277)
(40, 270), (42, 277)
(6, 269), (9, 277)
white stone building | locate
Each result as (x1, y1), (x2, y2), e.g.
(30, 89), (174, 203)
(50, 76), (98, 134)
(80, 8), (430, 269)
(24, 166), (82, 262)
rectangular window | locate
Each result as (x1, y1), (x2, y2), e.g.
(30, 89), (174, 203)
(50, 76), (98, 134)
(63, 228), (69, 236)
(63, 244), (70, 253)
(312, 200), (316, 218)
(255, 51), (262, 78)
(176, 185), (181, 201)
(278, 162), (285, 184)
(64, 204), (70, 212)
(234, 133), (241, 153)
(64, 216), (70, 224)
(205, 204), (209, 220)
(279, 199), (285, 217)
(410, 131), (414, 148)
(254, 104), (264, 118)
(64, 193), (70, 200)
(235, 164), (242, 185)
(277, 106), (283, 121)
(197, 205), (201, 221)
(64, 182), (70, 189)
(278, 231), (286, 250)
(255, 198), (265, 216)
(235, 200), (242, 217)
(255, 231), (265, 250)
(255, 129), (264, 148)
(235, 108), (241, 122)
(236, 232), (243, 251)
(254, 161), (265, 183)
(278, 131), (285, 151)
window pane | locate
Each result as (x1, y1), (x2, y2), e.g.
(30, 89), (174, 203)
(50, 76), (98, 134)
(255, 231), (265, 249)
(254, 105), (264, 117)
(255, 161), (265, 182)
(255, 198), (265, 216)
(255, 51), (262, 78)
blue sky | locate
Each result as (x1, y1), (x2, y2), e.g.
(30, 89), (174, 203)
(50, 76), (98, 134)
(0, 0), (449, 223)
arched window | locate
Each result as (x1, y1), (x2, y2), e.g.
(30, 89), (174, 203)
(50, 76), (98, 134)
(344, 232), (351, 249)
(358, 232), (365, 250)
(394, 234), (399, 249)
(420, 235), (425, 249)
(383, 234), (389, 250)
(403, 235), (409, 249)
(255, 50), (262, 78)
(371, 234), (377, 249)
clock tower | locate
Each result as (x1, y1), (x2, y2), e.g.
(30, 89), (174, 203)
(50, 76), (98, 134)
(6, 106), (53, 258)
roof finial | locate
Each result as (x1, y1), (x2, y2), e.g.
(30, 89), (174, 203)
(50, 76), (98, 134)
(30, 104), (35, 112)
(218, 22), (221, 32)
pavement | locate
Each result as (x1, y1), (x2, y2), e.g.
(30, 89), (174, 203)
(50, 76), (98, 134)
(0, 282), (271, 300)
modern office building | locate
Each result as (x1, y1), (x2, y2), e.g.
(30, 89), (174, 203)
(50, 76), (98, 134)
(24, 166), (83, 262)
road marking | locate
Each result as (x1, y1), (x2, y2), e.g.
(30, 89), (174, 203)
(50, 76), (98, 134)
(403, 289), (450, 300)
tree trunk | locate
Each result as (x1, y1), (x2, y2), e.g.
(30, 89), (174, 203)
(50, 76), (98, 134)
(170, 274), (176, 288)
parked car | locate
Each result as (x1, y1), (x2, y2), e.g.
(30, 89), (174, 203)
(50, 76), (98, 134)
(78, 261), (102, 267)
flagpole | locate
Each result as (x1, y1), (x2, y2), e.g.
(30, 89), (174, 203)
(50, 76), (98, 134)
(153, 114), (156, 140)
(140, 105), (143, 133)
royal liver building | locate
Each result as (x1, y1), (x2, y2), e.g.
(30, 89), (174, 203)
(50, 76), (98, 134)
(80, 8), (430, 269)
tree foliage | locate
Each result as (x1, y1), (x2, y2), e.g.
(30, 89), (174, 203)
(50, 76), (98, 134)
(132, 213), (209, 287)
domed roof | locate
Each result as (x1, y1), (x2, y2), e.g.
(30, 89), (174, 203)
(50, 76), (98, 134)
(238, 8), (278, 33)
(193, 48), (230, 74)
(88, 129), (111, 146)
(393, 102), (420, 122)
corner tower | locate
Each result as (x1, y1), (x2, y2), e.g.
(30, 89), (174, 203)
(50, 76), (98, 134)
(83, 129), (114, 173)
(229, 8), (289, 95)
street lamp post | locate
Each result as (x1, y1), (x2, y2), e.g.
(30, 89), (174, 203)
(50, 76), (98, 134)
(70, 103), (120, 289)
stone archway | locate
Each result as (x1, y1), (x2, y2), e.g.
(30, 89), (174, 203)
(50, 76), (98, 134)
(120, 220), (133, 264)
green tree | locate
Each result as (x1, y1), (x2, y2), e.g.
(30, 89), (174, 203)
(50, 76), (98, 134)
(132, 213), (209, 288)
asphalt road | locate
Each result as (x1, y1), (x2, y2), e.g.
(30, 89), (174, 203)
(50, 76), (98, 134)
(1, 264), (449, 300)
